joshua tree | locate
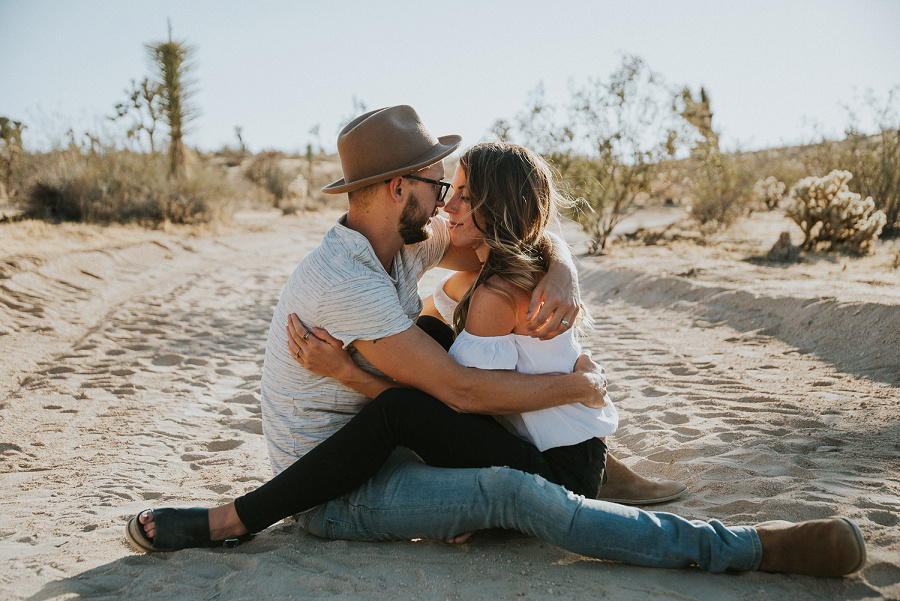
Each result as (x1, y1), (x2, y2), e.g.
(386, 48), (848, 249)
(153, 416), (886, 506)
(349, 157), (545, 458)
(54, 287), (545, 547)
(146, 21), (196, 179)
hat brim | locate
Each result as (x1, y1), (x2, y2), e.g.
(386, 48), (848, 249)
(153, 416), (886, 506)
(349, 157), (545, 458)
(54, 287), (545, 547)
(321, 134), (462, 194)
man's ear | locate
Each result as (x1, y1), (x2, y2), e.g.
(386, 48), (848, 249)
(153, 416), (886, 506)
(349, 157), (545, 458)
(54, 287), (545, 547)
(386, 176), (404, 204)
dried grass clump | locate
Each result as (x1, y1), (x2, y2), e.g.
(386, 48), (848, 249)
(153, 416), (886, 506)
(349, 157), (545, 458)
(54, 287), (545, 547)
(23, 150), (232, 224)
(785, 170), (887, 254)
(753, 176), (786, 210)
(685, 156), (754, 226)
(244, 152), (295, 202)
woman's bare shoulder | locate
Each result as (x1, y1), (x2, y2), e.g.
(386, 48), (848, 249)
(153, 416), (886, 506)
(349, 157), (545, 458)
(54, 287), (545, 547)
(484, 275), (532, 310)
(465, 280), (520, 336)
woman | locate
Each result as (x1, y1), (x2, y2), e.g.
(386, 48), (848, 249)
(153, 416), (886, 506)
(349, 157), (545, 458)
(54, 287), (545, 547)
(127, 142), (621, 552)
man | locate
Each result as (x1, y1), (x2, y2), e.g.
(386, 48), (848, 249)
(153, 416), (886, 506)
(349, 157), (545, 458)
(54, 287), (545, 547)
(256, 105), (865, 577)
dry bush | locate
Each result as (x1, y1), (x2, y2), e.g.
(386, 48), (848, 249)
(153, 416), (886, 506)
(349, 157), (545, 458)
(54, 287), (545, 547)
(567, 57), (678, 253)
(684, 154), (755, 226)
(803, 88), (900, 235)
(678, 88), (754, 226)
(493, 57), (679, 254)
(753, 176), (786, 210)
(1, 117), (26, 202)
(23, 149), (234, 224)
(785, 170), (887, 254)
(244, 151), (299, 207)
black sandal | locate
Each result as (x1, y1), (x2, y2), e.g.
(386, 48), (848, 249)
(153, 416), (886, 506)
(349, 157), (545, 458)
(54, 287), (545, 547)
(125, 507), (254, 553)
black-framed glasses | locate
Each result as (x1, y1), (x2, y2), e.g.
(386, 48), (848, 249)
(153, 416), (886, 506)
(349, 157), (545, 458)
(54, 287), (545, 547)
(386, 174), (452, 203)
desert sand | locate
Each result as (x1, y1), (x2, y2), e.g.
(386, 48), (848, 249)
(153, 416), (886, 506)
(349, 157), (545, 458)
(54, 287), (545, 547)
(1, 207), (898, 600)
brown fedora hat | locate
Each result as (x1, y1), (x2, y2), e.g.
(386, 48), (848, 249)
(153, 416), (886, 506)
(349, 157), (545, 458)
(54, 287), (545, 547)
(322, 105), (461, 194)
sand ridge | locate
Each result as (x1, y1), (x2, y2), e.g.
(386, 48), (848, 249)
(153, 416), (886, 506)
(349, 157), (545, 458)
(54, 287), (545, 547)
(1, 210), (898, 600)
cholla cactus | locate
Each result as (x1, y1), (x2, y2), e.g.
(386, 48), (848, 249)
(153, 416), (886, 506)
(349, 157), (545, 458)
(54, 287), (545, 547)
(785, 170), (887, 253)
(753, 176), (786, 210)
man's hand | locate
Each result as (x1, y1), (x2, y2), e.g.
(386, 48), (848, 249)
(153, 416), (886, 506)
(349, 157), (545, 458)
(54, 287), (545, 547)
(286, 314), (356, 382)
(526, 232), (580, 340)
(573, 350), (608, 408)
(526, 262), (580, 340)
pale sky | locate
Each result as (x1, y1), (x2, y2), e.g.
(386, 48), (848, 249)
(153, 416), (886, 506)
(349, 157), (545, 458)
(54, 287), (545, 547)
(2, 0), (899, 154)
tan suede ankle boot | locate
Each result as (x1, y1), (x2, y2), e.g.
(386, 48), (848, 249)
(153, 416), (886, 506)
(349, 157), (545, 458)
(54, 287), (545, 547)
(755, 517), (866, 577)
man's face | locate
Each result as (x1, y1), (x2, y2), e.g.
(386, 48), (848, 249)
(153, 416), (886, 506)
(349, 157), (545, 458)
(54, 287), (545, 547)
(398, 163), (446, 245)
(398, 190), (431, 244)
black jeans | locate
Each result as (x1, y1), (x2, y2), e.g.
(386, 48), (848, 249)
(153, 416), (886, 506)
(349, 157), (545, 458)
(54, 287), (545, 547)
(234, 316), (607, 534)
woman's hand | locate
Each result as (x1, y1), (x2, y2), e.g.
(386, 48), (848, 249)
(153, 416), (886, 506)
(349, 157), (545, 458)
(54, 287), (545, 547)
(286, 314), (356, 382)
(573, 351), (608, 408)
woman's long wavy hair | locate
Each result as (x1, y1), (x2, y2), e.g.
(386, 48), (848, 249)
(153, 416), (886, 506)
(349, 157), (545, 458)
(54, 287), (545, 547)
(452, 142), (583, 334)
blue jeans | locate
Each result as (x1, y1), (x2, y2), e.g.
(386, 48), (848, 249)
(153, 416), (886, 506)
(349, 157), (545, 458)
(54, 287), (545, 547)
(298, 449), (762, 573)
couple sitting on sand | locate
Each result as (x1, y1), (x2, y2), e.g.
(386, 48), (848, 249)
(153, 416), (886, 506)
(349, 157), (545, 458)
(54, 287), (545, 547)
(125, 105), (866, 578)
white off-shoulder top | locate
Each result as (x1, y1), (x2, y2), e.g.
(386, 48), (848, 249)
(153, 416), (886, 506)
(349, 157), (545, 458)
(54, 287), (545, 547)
(437, 274), (618, 451)
(432, 272), (459, 324)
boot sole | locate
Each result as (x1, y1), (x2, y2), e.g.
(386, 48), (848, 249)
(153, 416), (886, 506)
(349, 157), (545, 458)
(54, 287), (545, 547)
(837, 517), (867, 574)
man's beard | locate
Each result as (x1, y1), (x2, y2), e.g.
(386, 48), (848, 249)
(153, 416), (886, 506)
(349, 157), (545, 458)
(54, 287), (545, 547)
(398, 191), (433, 245)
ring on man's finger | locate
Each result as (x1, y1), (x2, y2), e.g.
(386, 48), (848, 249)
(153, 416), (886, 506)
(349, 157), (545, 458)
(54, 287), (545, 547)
(295, 348), (302, 359)
(302, 330), (311, 341)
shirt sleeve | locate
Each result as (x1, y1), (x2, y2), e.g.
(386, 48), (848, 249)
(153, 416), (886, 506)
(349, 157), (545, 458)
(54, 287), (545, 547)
(448, 331), (518, 370)
(316, 277), (414, 348)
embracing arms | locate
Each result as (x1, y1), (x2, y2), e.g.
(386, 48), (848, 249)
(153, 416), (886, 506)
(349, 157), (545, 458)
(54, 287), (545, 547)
(289, 318), (607, 415)
(286, 228), (593, 414)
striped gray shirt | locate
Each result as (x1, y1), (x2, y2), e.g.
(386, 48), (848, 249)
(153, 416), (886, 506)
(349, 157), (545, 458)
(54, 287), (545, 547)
(260, 214), (450, 475)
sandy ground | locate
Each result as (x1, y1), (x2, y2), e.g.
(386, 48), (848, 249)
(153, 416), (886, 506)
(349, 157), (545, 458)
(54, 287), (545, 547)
(0, 207), (898, 600)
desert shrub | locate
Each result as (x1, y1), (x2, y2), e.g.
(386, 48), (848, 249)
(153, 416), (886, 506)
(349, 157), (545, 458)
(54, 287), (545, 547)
(752, 176), (786, 210)
(567, 57), (679, 253)
(244, 151), (297, 204)
(785, 169), (886, 254)
(1, 116), (26, 201)
(23, 149), (232, 224)
(684, 154), (754, 226)
(494, 57), (679, 254)
(803, 88), (900, 235)
(678, 88), (754, 226)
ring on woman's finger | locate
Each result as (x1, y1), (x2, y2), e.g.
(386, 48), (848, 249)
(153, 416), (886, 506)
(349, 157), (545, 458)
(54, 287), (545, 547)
(302, 330), (311, 341)
(561, 319), (570, 327)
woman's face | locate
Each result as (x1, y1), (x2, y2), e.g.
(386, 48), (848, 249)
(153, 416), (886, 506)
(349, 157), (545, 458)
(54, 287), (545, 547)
(444, 165), (485, 253)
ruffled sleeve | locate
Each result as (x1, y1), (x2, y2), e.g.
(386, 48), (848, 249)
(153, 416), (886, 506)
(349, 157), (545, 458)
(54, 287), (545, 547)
(448, 330), (518, 370)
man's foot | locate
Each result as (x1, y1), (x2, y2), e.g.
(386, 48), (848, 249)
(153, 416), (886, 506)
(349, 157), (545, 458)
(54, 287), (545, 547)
(126, 502), (250, 553)
(596, 453), (688, 505)
(756, 517), (866, 577)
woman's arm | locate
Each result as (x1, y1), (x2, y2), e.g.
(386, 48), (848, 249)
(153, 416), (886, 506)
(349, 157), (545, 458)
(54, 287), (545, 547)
(287, 317), (397, 399)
